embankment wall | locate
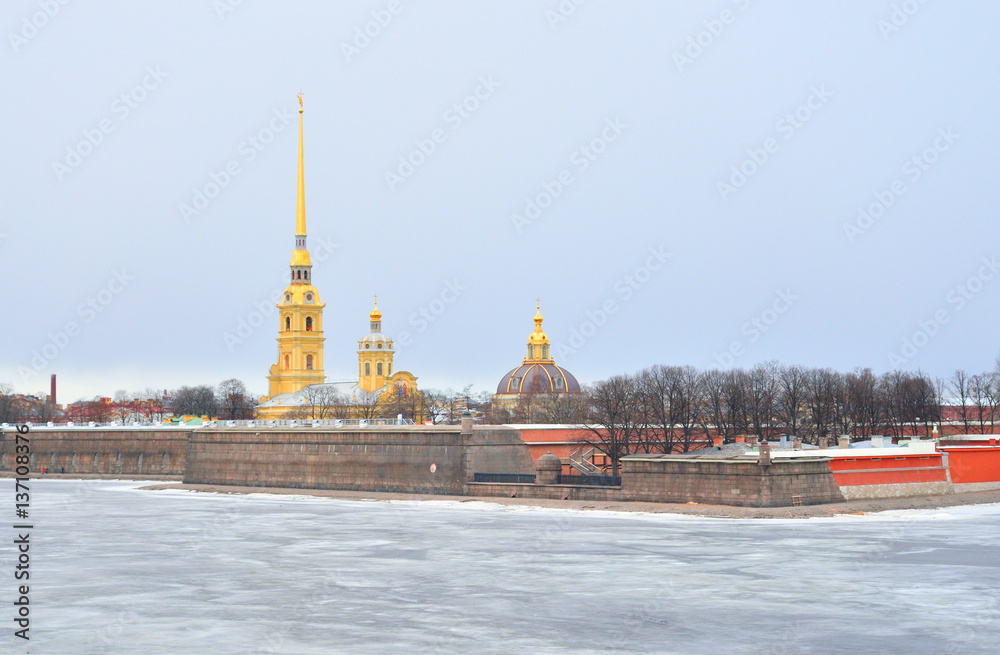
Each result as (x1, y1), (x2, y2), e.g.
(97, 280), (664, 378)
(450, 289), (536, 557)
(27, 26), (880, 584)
(0, 428), (189, 475)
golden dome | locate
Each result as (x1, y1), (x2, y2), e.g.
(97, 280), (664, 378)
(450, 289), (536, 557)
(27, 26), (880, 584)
(370, 295), (382, 321)
(528, 300), (548, 345)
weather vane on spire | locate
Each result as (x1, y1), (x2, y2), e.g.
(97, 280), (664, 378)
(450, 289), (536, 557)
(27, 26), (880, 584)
(297, 90), (303, 108)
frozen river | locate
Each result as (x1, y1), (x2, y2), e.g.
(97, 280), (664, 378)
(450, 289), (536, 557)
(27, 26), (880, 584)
(2, 480), (998, 654)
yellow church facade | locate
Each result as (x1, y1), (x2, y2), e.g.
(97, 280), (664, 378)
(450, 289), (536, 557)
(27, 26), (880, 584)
(256, 96), (422, 421)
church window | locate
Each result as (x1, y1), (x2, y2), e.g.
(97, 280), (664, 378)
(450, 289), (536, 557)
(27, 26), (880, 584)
(377, 342), (382, 349)
(377, 363), (383, 376)
(543, 345), (549, 359)
(528, 346), (534, 359)
(284, 355), (290, 370)
(510, 376), (520, 391)
(304, 271), (308, 279)
(365, 362), (370, 376)
(555, 377), (564, 390)
(285, 293), (291, 303)
(285, 316), (290, 331)
(306, 317), (313, 331)
(306, 355), (313, 370)
(388, 363), (392, 375)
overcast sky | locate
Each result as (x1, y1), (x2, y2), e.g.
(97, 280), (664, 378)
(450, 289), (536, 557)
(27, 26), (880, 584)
(2, 1), (998, 403)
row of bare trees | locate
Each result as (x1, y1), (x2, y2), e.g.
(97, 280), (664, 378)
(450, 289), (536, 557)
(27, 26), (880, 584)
(581, 363), (1000, 476)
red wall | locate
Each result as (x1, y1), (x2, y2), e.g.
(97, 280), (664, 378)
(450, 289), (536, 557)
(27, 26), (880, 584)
(827, 453), (947, 486)
(942, 447), (1000, 484)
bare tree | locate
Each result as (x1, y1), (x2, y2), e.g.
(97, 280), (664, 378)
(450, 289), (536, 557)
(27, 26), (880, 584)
(217, 379), (256, 420)
(579, 376), (642, 477)
(354, 389), (381, 421)
(776, 365), (807, 440)
(169, 385), (217, 418)
(0, 384), (22, 423)
(950, 369), (971, 433)
(743, 363), (779, 441)
(112, 390), (134, 424)
(968, 373), (991, 434)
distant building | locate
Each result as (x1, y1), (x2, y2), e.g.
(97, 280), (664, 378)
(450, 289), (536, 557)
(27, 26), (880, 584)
(493, 302), (581, 411)
(256, 96), (421, 421)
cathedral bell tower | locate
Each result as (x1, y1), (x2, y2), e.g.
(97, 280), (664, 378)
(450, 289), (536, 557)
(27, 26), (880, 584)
(358, 296), (394, 394)
(266, 93), (326, 397)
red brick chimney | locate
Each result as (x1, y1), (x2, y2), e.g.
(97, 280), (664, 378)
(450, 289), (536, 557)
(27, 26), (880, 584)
(50, 374), (57, 406)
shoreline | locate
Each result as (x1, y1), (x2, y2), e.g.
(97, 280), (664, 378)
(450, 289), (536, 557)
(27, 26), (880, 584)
(137, 482), (1000, 519)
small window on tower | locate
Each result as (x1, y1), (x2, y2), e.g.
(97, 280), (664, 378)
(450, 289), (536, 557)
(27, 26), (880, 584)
(284, 355), (290, 370)
(306, 355), (313, 370)
(377, 363), (383, 376)
(304, 271), (308, 279)
(365, 362), (370, 376)
(285, 317), (290, 331)
(306, 317), (313, 331)
(555, 377), (564, 390)
(285, 293), (291, 303)
(543, 345), (549, 359)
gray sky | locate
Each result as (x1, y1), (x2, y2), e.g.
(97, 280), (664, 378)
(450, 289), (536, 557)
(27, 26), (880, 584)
(2, 1), (998, 403)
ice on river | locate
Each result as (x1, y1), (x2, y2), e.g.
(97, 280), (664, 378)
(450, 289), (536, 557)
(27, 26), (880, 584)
(2, 479), (999, 654)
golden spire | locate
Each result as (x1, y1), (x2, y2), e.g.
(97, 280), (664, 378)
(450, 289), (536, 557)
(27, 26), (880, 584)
(295, 91), (306, 238)
(370, 294), (382, 321)
(526, 299), (549, 362)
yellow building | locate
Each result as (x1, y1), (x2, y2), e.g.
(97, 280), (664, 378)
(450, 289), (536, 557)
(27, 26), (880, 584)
(256, 95), (422, 421)
(264, 94), (326, 399)
(493, 302), (581, 410)
(358, 297), (420, 404)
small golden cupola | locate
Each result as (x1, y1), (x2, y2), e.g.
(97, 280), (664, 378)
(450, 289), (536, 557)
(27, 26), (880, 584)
(525, 299), (552, 363)
(358, 295), (394, 393)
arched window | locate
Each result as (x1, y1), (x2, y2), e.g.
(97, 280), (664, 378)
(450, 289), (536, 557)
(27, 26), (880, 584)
(543, 345), (548, 359)
(285, 316), (290, 331)
(296, 271), (301, 279)
(306, 355), (313, 370)
(377, 362), (383, 376)
(284, 354), (290, 370)
(306, 317), (313, 331)
(304, 271), (308, 279)
(365, 362), (370, 376)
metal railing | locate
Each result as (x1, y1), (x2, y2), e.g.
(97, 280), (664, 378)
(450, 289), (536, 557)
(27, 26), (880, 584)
(472, 473), (536, 484)
(559, 473), (622, 487)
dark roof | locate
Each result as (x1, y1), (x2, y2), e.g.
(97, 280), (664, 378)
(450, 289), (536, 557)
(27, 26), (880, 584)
(496, 363), (581, 395)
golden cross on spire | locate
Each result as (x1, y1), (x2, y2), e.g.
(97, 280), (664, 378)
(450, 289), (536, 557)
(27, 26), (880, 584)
(297, 89), (304, 108)
(536, 297), (540, 310)
(373, 293), (378, 308)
